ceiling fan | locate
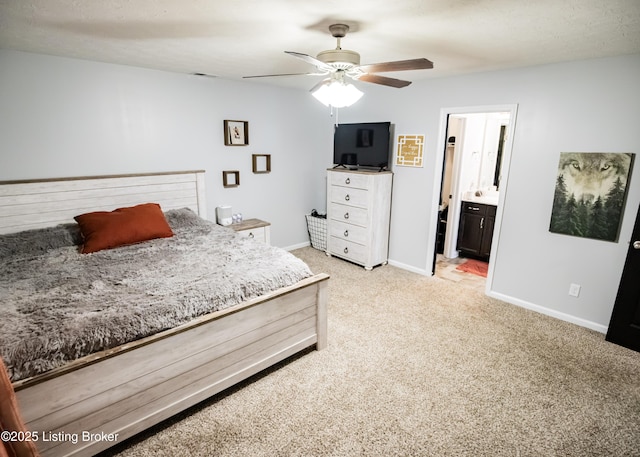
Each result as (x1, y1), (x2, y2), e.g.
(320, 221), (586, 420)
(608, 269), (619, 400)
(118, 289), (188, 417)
(243, 24), (434, 90)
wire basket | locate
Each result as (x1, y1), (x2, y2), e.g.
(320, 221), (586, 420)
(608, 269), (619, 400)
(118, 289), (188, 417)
(305, 212), (327, 251)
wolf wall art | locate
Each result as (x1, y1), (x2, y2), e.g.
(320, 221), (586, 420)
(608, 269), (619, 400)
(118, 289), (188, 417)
(550, 152), (634, 242)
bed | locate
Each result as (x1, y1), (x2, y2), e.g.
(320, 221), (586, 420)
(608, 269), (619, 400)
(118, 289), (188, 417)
(0, 170), (329, 457)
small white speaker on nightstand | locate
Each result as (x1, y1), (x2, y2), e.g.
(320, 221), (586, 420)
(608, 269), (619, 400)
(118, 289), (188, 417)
(216, 206), (232, 226)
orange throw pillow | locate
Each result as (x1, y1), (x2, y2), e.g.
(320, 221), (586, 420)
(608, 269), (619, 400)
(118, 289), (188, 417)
(74, 203), (174, 254)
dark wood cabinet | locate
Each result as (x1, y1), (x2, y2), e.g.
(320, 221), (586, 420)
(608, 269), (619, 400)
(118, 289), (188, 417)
(457, 201), (496, 260)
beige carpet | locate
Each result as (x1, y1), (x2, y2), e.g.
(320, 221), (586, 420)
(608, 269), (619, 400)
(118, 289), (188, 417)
(105, 247), (640, 457)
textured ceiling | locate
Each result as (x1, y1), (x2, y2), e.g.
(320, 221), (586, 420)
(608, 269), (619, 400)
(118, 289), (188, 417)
(1, 0), (639, 90)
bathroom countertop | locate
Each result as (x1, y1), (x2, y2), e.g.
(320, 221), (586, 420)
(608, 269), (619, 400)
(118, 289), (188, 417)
(463, 195), (499, 206)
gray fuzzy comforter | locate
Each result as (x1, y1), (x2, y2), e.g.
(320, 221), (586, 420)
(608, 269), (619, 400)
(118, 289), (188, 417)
(0, 208), (312, 382)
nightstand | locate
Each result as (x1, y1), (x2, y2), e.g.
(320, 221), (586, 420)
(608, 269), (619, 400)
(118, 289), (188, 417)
(231, 218), (271, 244)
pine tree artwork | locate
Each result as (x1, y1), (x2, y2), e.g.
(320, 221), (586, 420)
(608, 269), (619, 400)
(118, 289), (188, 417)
(549, 152), (634, 241)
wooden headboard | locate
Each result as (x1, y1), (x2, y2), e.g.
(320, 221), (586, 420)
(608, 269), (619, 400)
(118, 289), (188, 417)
(0, 170), (207, 234)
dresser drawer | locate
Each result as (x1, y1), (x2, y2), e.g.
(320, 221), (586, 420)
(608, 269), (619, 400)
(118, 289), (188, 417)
(461, 201), (497, 217)
(328, 172), (370, 190)
(231, 218), (271, 244)
(329, 185), (368, 208)
(328, 237), (367, 264)
(235, 225), (267, 242)
(462, 202), (484, 214)
(328, 203), (368, 227)
(329, 220), (368, 245)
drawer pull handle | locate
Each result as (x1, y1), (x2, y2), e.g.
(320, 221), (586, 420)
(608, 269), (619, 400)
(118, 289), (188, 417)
(344, 247), (349, 254)
(344, 230), (349, 237)
(345, 194), (350, 201)
(469, 206), (480, 211)
(345, 178), (350, 184)
(248, 232), (254, 238)
(344, 212), (349, 219)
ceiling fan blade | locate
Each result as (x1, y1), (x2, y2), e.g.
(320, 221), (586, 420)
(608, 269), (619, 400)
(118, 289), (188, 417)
(358, 58), (433, 74)
(285, 51), (335, 72)
(243, 72), (319, 79)
(357, 74), (412, 88)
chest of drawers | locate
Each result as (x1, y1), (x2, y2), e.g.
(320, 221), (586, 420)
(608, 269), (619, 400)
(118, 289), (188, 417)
(326, 169), (393, 270)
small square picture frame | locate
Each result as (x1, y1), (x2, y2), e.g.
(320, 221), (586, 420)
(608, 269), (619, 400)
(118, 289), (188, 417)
(252, 154), (271, 174)
(224, 120), (249, 146)
(222, 170), (240, 188)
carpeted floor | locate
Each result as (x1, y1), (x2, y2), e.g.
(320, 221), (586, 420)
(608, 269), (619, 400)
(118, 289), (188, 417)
(105, 247), (640, 457)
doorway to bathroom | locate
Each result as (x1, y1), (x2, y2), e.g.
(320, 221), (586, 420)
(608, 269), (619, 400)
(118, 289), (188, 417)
(430, 105), (518, 292)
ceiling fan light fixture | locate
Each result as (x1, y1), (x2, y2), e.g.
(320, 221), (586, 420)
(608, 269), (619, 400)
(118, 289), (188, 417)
(311, 79), (363, 108)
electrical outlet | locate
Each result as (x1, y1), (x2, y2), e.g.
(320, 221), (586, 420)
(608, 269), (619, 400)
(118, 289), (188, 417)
(569, 283), (581, 297)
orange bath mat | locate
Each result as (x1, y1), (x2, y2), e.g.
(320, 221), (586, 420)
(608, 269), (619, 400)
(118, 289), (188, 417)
(456, 259), (488, 277)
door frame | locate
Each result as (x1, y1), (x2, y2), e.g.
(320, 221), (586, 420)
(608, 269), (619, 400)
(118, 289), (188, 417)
(426, 104), (519, 294)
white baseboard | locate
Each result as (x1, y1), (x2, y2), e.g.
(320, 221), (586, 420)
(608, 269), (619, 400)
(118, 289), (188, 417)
(284, 241), (311, 251)
(487, 290), (608, 334)
(387, 259), (431, 276)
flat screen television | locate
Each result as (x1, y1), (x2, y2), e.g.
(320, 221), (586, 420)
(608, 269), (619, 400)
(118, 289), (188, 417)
(333, 122), (391, 170)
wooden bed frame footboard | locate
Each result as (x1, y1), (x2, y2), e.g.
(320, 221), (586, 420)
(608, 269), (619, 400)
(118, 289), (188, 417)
(1, 170), (330, 456)
(13, 273), (328, 457)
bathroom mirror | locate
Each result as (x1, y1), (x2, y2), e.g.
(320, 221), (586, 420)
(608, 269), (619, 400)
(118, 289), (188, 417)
(478, 118), (509, 191)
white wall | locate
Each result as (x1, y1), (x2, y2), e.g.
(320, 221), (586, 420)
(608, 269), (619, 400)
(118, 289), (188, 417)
(2, 49), (639, 332)
(0, 50), (334, 248)
(341, 53), (640, 331)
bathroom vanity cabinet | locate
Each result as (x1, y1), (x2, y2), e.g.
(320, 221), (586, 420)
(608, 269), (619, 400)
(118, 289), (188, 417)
(457, 201), (496, 260)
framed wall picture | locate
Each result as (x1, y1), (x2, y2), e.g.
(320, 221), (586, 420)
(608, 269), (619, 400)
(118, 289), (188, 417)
(396, 134), (425, 167)
(252, 154), (271, 173)
(549, 152), (634, 242)
(224, 120), (249, 146)
(222, 170), (240, 188)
